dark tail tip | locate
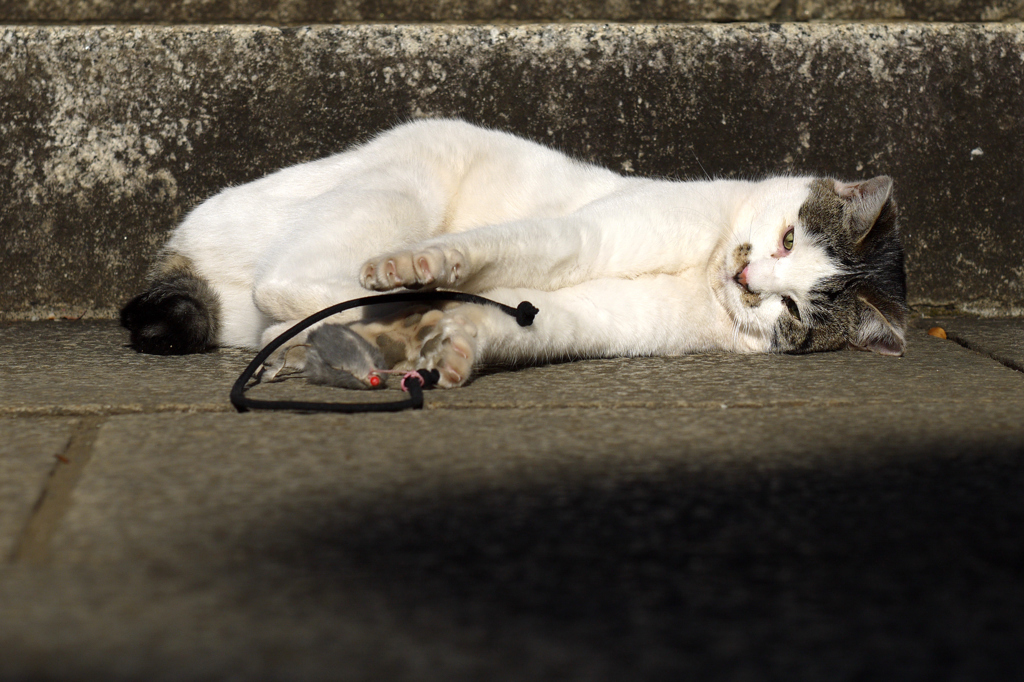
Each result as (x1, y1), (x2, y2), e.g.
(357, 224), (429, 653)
(120, 289), (217, 355)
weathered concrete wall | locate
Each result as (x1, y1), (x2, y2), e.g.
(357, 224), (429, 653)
(797, 0), (1024, 21)
(0, 0), (1021, 21)
(1, 23), (1022, 318)
(0, 0), (781, 22)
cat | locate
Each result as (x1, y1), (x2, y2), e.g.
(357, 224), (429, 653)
(120, 118), (908, 388)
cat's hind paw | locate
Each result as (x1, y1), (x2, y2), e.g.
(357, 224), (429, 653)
(360, 246), (467, 291)
(417, 311), (478, 388)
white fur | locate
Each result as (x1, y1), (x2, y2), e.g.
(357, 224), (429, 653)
(165, 119), (839, 378)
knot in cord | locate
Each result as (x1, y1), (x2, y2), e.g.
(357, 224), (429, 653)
(515, 301), (539, 327)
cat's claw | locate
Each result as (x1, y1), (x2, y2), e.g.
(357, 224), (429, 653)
(360, 247), (467, 291)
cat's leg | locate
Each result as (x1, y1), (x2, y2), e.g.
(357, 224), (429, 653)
(362, 273), (761, 388)
(359, 183), (710, 295)
(259, 304), (452, 384)
(338, 304), (477, 387)
(252, 184), (446, 327)
(248, 180), (449, 378)
(255, 303), (439, 381)
(359, 217), (593, 294)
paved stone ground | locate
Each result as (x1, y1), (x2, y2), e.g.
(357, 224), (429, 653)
(1, 318), (1022, 680)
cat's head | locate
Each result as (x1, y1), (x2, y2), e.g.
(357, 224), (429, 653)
(720, 175), (908, 356)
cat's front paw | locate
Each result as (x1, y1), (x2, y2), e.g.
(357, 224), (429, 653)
(360, 246), (467, 291)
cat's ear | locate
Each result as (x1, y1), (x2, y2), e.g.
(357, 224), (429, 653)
(834, 176), (894, 244)
(849, 292), (907, 357)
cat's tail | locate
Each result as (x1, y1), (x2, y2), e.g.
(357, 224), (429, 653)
(120, 253), (221, 355)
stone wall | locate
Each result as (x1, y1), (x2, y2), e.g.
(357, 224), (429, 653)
(1, 24), (1022, 318)
(0, 0), (1020, 22)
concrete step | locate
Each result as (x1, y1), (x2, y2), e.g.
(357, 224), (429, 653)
(2, 1), (1022, 22)
(1, 22), (1022, 319)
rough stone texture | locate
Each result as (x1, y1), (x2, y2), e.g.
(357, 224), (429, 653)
(797, 0), (1024, 20)
(2, 21), (1024, 319)
(3, 320), (1023, 414)
(1, 401), (1023, 680)
(917, 317), (1024, 372)
(0, 0), (1021, 21)
(2, 318), (1024, 678)
(0, 321), (250, 415)
(0, 0), (784, 22)
(0, 418), (73, 558)
(0, 24), (1022, 319)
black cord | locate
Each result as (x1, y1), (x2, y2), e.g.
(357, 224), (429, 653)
(230, 291), (538, 413)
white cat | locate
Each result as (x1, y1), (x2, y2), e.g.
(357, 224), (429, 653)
(121, 119), (908, 388)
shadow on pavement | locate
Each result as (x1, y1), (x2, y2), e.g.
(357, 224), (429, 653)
(250, 436), (1024, 680)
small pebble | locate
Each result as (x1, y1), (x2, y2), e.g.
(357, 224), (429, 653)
(927, 327), (947, 339)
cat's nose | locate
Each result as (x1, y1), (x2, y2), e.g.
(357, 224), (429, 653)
(735, 266), (750, 288)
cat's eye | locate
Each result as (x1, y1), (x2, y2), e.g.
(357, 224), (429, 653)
(781, 295), (801, 320)
(782, 228), (795, 251)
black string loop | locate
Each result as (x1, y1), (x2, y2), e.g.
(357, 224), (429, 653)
(230, 291), (536, 414)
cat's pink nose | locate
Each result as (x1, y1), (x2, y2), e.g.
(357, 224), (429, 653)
(735, 266), (749, 287)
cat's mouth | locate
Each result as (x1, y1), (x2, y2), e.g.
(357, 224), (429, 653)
(733, 263), (753, 294)
(732, 262), (763, 307)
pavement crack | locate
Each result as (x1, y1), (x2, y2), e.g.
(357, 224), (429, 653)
(9, 416), (105, 564)
(944, 331), (1024, 375)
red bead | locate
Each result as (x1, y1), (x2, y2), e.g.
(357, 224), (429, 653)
(369, 375), (382, 387)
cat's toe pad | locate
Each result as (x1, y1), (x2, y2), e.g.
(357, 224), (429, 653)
(360, 247), (467, 291)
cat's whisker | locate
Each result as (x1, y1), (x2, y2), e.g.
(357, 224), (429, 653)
(690, 147), (713, 183)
